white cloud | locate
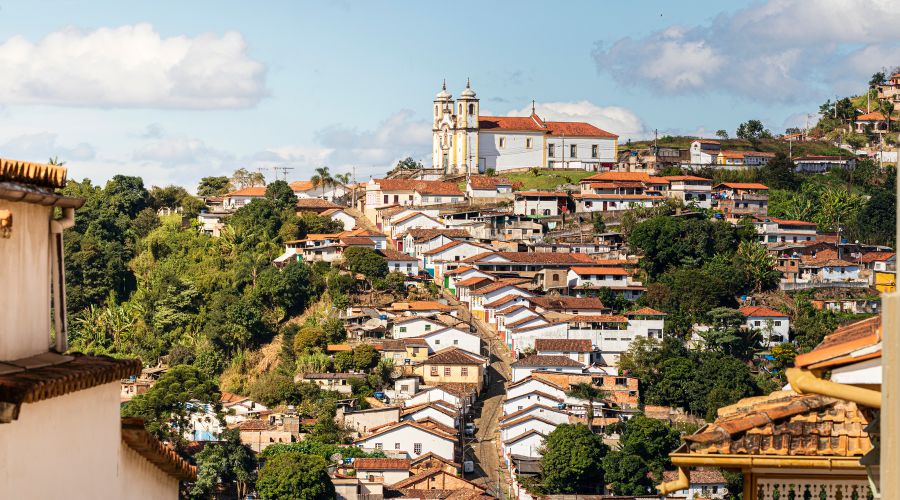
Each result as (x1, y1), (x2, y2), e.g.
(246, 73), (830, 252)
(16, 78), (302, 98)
(1, 132), (95, 161)
(0, 24), (267, 109)
(507, 100), (647, 139)
(593, 0), (900, 103)
(133, 136), (233, 165)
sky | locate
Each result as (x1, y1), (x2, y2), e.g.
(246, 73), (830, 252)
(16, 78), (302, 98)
(0, 0), (899, 189)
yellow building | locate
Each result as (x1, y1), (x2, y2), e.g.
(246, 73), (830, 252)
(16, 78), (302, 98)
(415, 347), (485, 393)
(380, 338), (429, 371)
(875, 270), (896, 293)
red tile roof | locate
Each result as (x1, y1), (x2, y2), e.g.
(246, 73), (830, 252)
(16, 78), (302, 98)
(662, 175), (711, 182)
(380, 248), (418, 261)
(423, 240), (489, 256)
(289, 180), (315, 191)
(625, 307), (667, 316)
(121, 418), (197, 481)
(391, 301), (453, 311)
(514, 191), (569, 197)
(856, 111), (886, 121)
(374, 179), (463, 196)
(422, 347), (484, 366)
(354, 458), (411, 470)
(511, 354), (585, 368)
(295, 198), (341, 209)
(528, 296), (605, 310)
(739, 306), (788, 318)
(859, 251), (895, 263)
(478, 115), (546, 131)
(794, 316), (881, 370)
(661, 469), (726, 485)
(463, 252), (597, 265)
(715, 182), (770, 190)
(583, 172), (664, 183)
(406, 228), (472, 242)
(545, 121), (618, 138)
(468, 176), (512, 189)
(534, 339), (592, 352)
(226, 186), (266, 197)
(569, 266), (630, 276)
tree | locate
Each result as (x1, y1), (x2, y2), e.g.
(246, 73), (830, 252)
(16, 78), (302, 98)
(784, 127), (802, 136)
(190, 428), (257, 499)
(394, 157), (423, 170)
(603, 416), (681, 495)
(870, 71), (887, 88)
(342, 246), (388, 279)
(701, 307), (761, 360)
(592, 213), (606, 233)
(333, 351), (354, 372)
(566, 383), (606, 431)
(197, 176), (231, 197)
(231, 168), (265, 189)
(856, 188), (896, 246)
(352, 344), (379, 371)
(122, 365), (220, 447)
(540, 424), (608, 494)
(266, 180), (299, 209)
(256, 452), (334, 500)
(736, 119), (772, 142)
(248, 372), (302, 407)
(758, 153), (799, 190)
(149, 185), (192, 211)
(293, 326), (327, 353)
(715, 129), (729, 140)
(735, 240), (780, 293)
(311, 166), (333, 197)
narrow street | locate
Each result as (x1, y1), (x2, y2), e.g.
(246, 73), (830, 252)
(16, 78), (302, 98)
(443, 291), (514, 498)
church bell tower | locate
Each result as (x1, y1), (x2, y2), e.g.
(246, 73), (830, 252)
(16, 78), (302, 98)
(432, 80), (455, 174)
(455, 79), (480, 175)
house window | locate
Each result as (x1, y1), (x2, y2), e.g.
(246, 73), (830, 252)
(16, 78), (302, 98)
(453, 339), (459, 345)
(383, 195), (389, 204)
(435, 339), (440, 345)
(444, 367), (451, 376)
(431, 366), (438, 376)
(406, 263), (412, 272)
(592, 144), (598, 158)
(615, 377), (627, 386)
(375, 443), (383, 450)
(570, 144), (577, 157)
(394, 195), (399, 203)
(774, 321), (782, 326)
(461, 367), (468, 376)
(424, 324), (431, 331)
(414, 443), (422, 454)
(399, 327), (407, 333)
(395, 442), (401, 450)
(499, 137), (506, 148)
(526, 138), (533, 149)
(548, 144), (555, 157)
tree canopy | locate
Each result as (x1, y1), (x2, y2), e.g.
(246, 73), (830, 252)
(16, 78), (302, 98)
(256, 452), (334, 500)
(540, 424), (608, 494)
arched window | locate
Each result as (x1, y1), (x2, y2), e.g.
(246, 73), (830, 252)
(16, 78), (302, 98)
(468, 103), (475, 115)
(459, 103), (462, 114)
(434, 105), (438, 115)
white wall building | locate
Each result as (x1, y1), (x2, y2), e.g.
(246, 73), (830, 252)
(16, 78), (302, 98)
(740, 306), (790, 344)
(354, 421), (455, 461)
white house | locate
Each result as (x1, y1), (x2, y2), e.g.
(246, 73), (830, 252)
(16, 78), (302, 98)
(221, 393), (269, 425)
(388, 212), (446, 241)
(402, 228), (473, 258)
(510, 354), (586, 383)
(498, 403), (570, 426)
(500, 415), (558, 442)
(505, 378), (568, 404)
(289, 180), (348, 202)
(566, 266), (642, 299)
(507, 322), (569, 354)
(513, 191), (569, 217)
(502, 391), (564, 416)
(739, 306), (790, 344)
(755, 217), (817, 245)
(404, 385), (474, 414)
(466, 176), (514, 199)
(470, 283), (535, 322)
(353, 458), (413, 486)
(663, 175), (712, 209)
(319, 208), (357, 230)
(416, 326), (482, 357)
(393, 317), (448, 339)
(689, 139), (721, 165)
(571, 193), (665, 213)
(422, 240), (493, 279)
(442, 266), (495, 294)
(354, 421), (456, 461)
(222, 186), (266, 210)
(381, 249), (420, 276)
(534, 338), (593, 365)
(400, 402), (458, 430)
(662, 469), (729, 500)
(363, 178), (464, 222)
(502, 430), (545, 459)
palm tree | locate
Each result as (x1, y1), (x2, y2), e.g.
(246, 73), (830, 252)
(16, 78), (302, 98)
(335, 172), (351, 186)
(311, 166), (333, 198)
(48, 156), (65, 166)
(567, 383), (607, 432)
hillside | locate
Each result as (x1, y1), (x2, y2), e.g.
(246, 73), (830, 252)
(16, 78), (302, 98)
(621, 136), (853, 157)
(504, 169), (596, 191)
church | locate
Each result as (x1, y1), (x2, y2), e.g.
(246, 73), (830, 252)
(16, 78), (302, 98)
(432, 80), (619, 175)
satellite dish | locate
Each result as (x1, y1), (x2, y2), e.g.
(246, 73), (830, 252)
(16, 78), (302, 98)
(330, 453), (343, 463)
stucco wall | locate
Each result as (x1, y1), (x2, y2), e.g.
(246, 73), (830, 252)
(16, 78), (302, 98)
(0, 199), (51, 360)
(0, 383), (178, 499)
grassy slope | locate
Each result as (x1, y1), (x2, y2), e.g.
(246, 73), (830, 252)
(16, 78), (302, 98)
(505, 169), (596, 191)
(621, 136), (854, 157)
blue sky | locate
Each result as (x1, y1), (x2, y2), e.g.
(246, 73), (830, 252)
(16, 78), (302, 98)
(0, 0), (896, 188)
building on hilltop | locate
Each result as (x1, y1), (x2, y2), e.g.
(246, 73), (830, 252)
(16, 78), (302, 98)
(431, 79), (618, 174)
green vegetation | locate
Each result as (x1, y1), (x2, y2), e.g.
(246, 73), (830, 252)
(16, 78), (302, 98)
(539, 424), (608, 494)
(190, 428), (257, 499)
(504, 168), (595, 191)
(621, 136), (853, 158)
(256, 452), (335, 500)
(603, 416), (682, 495)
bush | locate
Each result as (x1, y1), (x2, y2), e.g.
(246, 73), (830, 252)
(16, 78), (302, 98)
(256, 452), (334, 500)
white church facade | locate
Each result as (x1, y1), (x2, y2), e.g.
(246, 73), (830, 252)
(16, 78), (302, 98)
(432, 80), (619, 175)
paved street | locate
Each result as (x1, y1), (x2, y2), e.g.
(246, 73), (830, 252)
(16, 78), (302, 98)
(444, 292), (513, 498)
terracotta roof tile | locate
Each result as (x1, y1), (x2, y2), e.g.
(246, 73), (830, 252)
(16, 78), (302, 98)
(121, 417), (197, 481)
(545, 121), (618, 138)
(479, 115), (546, 132)
(527, 296), (605, 310)
(423, 240), (490, 256)
(0, 157), (68, 189)
(715, 182), (770, 190)
(406, 228), (472, 242)
(463, 252), (597, 265)
(295, 198), (341, 209)
(534, 339), (592, 352)
(661, 468), (726, 485)
(569, 266), (630, 276)
(374, 179), (463, 196)
(511, 354), (585, 368)
(681, 391), (872, 458)
(626, 307), (667, 316)
(380, 248), (418, 261)
(0, 354), (141, 410)
(421, 347), (484, 366)
(225, 186), (266, 197)
(739, 306), (788, 318)
(468, 176), (512, 189)
(354, 458), (411, 470)
(794, 316), (881, 369)
(859, 251), (895, 263)
(289, 180), (315, 191)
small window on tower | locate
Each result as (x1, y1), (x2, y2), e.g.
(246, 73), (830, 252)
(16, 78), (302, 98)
(468, 103), (475, 115)
(526, 138), (533, 149)
(435, 105), (438, 115)
(499, 137), (506, 148)
(459, 103), (462, 114)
